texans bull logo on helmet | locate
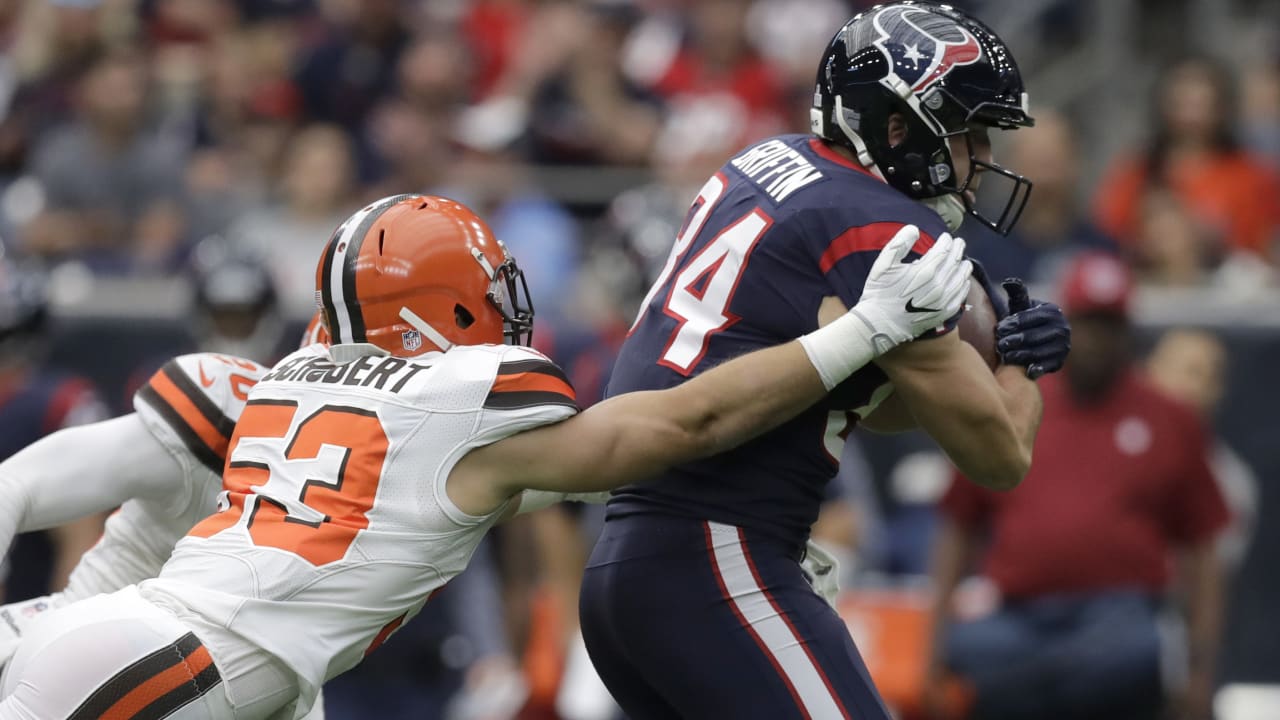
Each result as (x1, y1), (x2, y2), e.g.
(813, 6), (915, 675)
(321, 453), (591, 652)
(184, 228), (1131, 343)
(870, 4), (982, 94)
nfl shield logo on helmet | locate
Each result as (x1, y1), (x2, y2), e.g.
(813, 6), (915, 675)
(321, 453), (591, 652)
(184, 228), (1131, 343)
(402, 329), (423, 352)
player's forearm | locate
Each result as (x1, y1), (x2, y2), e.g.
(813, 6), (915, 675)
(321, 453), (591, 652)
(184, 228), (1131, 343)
(991, 364), (1044, 476)
(540, 342), (830, 492)
(885, 342), (1040, 490)
(670, 341), (830, 459)
(940, 366), (1040, 490)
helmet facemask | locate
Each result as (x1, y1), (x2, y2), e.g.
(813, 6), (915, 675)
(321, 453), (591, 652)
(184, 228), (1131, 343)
(487, 255), (535, 346)
(811, 2), (1037, 235)
(916, 85), (1034, 235)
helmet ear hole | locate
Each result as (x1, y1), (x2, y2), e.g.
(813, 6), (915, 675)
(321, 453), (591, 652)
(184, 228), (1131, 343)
(454, 304), (475, 329)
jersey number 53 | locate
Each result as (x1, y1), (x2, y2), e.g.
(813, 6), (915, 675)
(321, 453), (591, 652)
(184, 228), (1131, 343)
(188, 398), (389, 566)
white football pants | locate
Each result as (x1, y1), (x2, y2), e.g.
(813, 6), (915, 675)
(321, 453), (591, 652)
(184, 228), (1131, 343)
(0, 587), (240, 720)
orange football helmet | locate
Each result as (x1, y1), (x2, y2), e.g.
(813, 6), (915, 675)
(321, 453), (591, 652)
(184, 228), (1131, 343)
(314, 194), (533, 357)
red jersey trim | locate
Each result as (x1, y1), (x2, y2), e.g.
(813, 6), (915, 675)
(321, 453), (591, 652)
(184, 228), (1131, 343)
(818, 222), (937, 274)
(808, 138), (877, 177)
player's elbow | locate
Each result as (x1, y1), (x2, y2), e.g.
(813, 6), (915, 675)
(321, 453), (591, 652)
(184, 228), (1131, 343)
(949, 420), (1032, 491)
(677, 397), (738, 460)
(965, 442), (1031, 491)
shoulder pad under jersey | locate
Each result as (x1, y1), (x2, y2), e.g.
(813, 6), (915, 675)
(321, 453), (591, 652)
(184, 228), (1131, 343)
(133, 353), (269, 474)
(445, 345), (579, 446)
(483, 345), (578, 412)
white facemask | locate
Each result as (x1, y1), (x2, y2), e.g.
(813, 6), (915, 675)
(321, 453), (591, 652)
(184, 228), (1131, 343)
(921, 194), (966, 232)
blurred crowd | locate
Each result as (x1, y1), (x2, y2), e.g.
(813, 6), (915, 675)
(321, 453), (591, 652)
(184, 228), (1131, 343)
(0, 0), (1278, 719)
(0, 0), (1274, 306)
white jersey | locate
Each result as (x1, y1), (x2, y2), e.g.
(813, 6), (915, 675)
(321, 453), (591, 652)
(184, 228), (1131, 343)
(141, 342), (578, 719)
(61, 353), (269, 601)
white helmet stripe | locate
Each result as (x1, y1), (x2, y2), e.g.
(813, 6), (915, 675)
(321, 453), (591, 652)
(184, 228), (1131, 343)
(399, 307), (454, 351)
(321, 198), (397, 344)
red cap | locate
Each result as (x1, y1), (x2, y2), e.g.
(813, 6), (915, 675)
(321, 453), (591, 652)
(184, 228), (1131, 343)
(1060, 252), (1134, 317)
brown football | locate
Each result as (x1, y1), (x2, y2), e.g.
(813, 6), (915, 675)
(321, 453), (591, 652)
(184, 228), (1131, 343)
(960, 281), (1000, 371)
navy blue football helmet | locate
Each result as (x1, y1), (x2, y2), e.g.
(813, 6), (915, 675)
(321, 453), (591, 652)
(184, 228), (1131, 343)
(811, 1), (1034, 234)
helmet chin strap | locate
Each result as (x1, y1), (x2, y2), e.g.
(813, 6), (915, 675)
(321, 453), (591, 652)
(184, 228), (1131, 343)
(921, 194), (966, 232)
(399, 307), (454, 352)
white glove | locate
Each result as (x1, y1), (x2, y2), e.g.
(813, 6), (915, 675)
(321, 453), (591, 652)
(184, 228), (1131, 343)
(800, 541), (841, 609)
(800, 225), (971, 390)
(851, 225), (971, 350)
(0, 594), (65, 671)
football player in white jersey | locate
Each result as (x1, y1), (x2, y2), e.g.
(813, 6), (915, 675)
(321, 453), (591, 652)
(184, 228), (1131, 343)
(0, 352), (268, 657)
(0, 194), (971, 720)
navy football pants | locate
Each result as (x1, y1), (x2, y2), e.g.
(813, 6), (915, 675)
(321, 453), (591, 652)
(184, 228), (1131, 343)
(579, 514), (891, 720)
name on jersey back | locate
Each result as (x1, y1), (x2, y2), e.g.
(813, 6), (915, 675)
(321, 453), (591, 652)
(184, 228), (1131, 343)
(730, 139), (825, 203)
(260, 353), (431, 393)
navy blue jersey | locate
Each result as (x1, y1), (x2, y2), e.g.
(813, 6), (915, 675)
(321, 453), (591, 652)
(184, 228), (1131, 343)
(606, 133), (954, 550)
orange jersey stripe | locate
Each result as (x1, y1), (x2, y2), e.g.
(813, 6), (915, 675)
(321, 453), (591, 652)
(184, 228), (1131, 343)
(491, 371), (576, 401)
(99, 645), (214, 720)
(148, 370), (231, 461)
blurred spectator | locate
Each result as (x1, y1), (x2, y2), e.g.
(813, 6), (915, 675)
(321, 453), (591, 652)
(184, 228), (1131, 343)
(963, 110), (1118, 285)
(647, 0), (787, 168)
(365, 100), (453, 198)
(1239, 59), (1280, 166)
(1134, 189), (1217, 286)
(0, 257), (109, 604)
(5, 0), (110, 136)
(25, 48), (188, 273)
(441, 146), (581, 335)
(395, 30), (471, 112)
(525, 3), (663, 167)
(925, 254), (1230, 720)
(453, 2), (588, 155)
(460, 0), (531, 101)
(1093, 55), (1280, 268)
(746, 0), (849, 133)
(1147, 329), (1257, 569)
(195, 25), (303, 174)
(360, 31), (468, 190)
(229, 122), (357, 314)
(294, 0), (410, 133)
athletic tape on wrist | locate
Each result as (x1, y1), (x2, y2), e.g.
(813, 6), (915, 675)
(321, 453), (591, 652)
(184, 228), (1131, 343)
(799, 310), (881, 391)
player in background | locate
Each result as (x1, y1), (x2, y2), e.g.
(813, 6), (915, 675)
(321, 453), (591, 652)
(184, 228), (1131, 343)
(188, 241), (288, 363)
(0, 260), (109, 604)
(0, 193), (970, 720)
(0, 352), (270, 662)
(578, 3), (1071, 719)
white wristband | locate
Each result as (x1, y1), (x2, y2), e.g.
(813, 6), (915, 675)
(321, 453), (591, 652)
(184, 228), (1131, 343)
(798, 308), (889, 391)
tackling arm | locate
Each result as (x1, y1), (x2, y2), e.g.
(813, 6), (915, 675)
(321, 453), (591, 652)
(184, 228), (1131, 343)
(452, 227), (973, 515)
(470, 341), (832, 507)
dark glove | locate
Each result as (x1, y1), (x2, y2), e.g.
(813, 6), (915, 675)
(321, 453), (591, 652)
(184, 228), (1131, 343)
(996, 278), (1071, 380)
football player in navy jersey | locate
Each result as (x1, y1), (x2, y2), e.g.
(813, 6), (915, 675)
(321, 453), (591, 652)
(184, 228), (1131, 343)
(579, 3), (1072, 719)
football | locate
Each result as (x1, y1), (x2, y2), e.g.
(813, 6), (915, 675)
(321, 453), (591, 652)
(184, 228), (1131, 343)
(960, 281), (1000, 371)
